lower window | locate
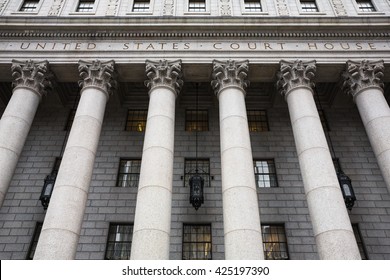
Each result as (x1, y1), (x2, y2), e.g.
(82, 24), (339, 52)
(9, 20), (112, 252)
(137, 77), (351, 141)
(262, 224), (289, 260)
(105, 223), (133, 260)
(182, 224), (212, 260)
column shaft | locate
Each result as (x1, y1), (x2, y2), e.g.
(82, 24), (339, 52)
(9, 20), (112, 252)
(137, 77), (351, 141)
(34, 60), (115, 259)
(212, 60), (264, 260)
(0, 60), (51, 207)
(286, 87), (360, 259)
(131, 59), (183, 260)
(343, 60), (390, 195)
(278, 60), (360, 259)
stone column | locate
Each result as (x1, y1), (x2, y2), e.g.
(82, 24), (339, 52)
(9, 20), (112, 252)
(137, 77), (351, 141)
(343, 60), (390, 195)
(277, 60), (360, 259)
(211, 60), (264, 260)
(131, 60), (183, 260)
(0, 60), (52, 207)
(34, 60), (116, 259)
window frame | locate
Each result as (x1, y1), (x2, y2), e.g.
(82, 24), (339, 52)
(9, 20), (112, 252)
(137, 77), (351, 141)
(185, 109), (209, 132)
(182, 224), (212, 260)
(16, 0), (43, 14)
(72, 0), (98, 14)
(247, 109), (269, 132)
(125, 109), (148, 132)
(296, 0), (326, 15)
(184, 158), (211, 188)
(116, 158), (142, 188)
(185, 0), (210, 15)
(261, 224), (289, 260)
(105, 223), (134, 260)
(253, 159), (278, 188)
(241, 0), (268, 15)
(354, 0), (378, 13)
(128, 0), (154, 15)
(26, 222), (43, 260)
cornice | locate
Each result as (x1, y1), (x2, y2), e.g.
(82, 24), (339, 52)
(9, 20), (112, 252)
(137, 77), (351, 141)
(0, 31), (389, 38)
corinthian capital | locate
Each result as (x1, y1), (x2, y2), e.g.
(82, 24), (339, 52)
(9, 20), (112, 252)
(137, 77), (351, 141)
(277, 60), (316, 98)
(211, 59), (249, 96)
(78, 60), (117, 97)
(343, 60), (384, 98)
(144, 59), (183, 96)
(11, 60), (53, 97)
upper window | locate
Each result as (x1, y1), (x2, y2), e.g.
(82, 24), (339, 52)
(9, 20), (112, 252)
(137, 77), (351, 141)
(26, 222), (43, 259)
(262, 224), (289, 260)
(248, 110), (269, 132)
(244, 0), (262, 12)
(126, 110), (147, 132)
(185, 109), (209, 131)
(19, 0), (39, 12)
(356, 0), (376, 12)
(182, 224), (212, 260)
(254, 159), (278, 188)
(300, 0), (318, 12)
(105, 223), (133, 260)
(76, 0), (95, 12)
(188, 0), (206, 12)
(132, 0), (150, 12)
(116, 159), (141, 188)
(352, 224), (368, 260)
(184, 159), (210, 188)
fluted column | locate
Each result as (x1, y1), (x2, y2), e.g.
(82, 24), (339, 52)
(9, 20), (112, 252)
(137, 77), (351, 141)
(211, 60), (264, 260)
(277, 60), (360, 259)
(0, 60), (52, 207)
(131, 59), (183, 260)
(34, 60), (116, 259)
(343, 60), (390, 195)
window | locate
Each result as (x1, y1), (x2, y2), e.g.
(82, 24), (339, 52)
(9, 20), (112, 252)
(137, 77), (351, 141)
(318, 109), (330, 131)
(352, 224), (368, 260)
(105, 223), (133, 260)
(356, 0), (376, 12)
(183, 224), (212, 260)
(65, 109), (76, 131)
(244, 0), (262, 12)
(185, 109), (209, 131)
(247, 110), (269, 132)
(184, 159), (210, 188)
(132, 0), (150, 12)
(300, 0), (318, 12)
(76, 0), (95, 12)
(26, 222), (43, 259)
(188, 0), (206, 12)
(262, 224), (289, 260)
(19, 0), (39, 12)
(254, 159), (278, 188)
(116, 159), (141, 188)
(125, 110), (147, 132)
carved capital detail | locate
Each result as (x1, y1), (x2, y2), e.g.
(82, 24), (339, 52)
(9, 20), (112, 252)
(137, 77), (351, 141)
(277, 60), (316, 98)
(211, 59), (249, 96)
(11, 60), (53, 97)
(78, 60), (117, 96)
(343, 60), (384, 98)
(144, 59), (183, 95)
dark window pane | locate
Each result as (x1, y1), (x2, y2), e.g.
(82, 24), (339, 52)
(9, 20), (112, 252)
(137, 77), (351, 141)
(105, 224), (133, 260)
(262, 224), (289, 260)
(182, 224), (212, 260)
(247, 110), (269, 132)
(185, 110), (209, 131)
(126, 110), (148, 132)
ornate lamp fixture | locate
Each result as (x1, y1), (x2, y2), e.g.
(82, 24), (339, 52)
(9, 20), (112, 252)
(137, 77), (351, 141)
(315, 87), (356, 210)
(39, 94), (79, 210)
(189, 83), (205, 210)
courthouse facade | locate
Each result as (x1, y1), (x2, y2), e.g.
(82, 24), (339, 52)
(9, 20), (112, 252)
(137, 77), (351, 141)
(0, 0), (390, 260)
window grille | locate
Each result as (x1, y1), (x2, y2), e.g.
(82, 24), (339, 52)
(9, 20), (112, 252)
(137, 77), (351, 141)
(182, 224), (212, 260)
(125, 110), (147, 132)
(185, 110), (209, 131)
(116, 159), (141, 188)
(356, 0), (376, 12)
(76, 0), (95, 12)
(188, 0), (206, 12)
(262, 224), (289, 260)
(254, 159), (278, 188)
(133, 0), (150, 12)
(105, 224), (133, 260)
(20, 0), (39, 12)
(300, 0), (318, 12)
(247, 110), (269, 132)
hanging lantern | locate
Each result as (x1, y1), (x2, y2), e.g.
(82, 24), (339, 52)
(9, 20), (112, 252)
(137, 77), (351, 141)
(337, 171), (356, 211)
(189, 173), (204, 210)
(39, 172), (57, 210)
